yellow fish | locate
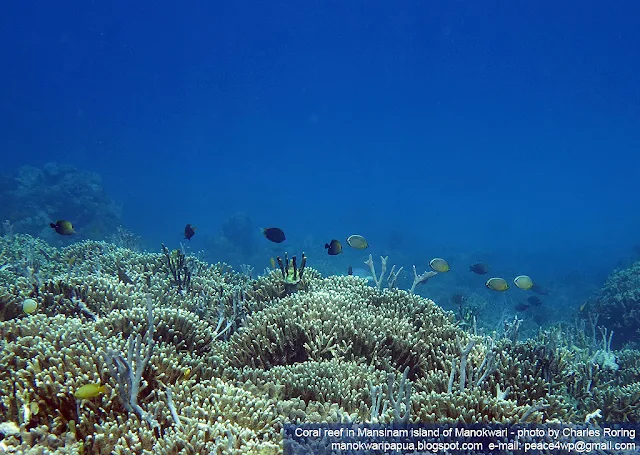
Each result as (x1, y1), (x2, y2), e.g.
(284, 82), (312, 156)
(74, 384), (107, 400)
(486, 277), (509, 291)
(429, 258), (450, 273)
(346, 234), (369, 249)
(270, 257), (276, 269)
(513, 275), (534, 290)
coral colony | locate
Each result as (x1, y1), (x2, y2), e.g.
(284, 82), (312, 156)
(0, 233), (639, 453)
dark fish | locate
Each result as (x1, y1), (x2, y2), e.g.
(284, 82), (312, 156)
(262, 227), (286, 243)
(347, 265), (353, 275)
(184, 224), (196, 241)
(527, 296), (542, 306)
(117, 267), (133, 285)
(514, 303), (530, 312)
(469, 263), (489, 274)
(50, 220), (75, 235)
(531, 283), (549, 295)
(325, 239), (342, 255)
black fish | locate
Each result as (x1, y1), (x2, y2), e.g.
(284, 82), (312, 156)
(184, 224), (196, 241)
(262, 227), (286, 243)
(117, 266), (133, 285)
(514, 303), (530, 312)
(531, 283), (549, 295)
(325, 239), (342, 255)
(527, 296), (542, 306)
(469, 263), (489, 274)
(347, 265), (353, 275)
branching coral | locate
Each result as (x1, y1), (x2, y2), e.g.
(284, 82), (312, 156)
(0, 234), (639, 454)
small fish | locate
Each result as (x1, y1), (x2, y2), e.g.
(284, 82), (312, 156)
(67, 257), (76, 267)
(184, 224), (196, 241)
(74, 383), (107, 400)
(270, 257), (276, 269)
(579, 302), (588, 312)
(22, 298), (38, 314)
(182, 367), (191, 380)
(347, 265), (353, 275)
(527, 296), (542, 306)
(513, 275), (534, 290)
(469, 263), (489, 274)
(325, 239), (342, 255)
(50, 220), (75, 235)
(262, 227), (286, 243)
(514, 303), (530, 312)
(117, 267), (133, 285)
(429, 258), (450, 273)
(346, 234), (369, 249)
(531, 283), (549, 295)
(486, 277), (509, 291)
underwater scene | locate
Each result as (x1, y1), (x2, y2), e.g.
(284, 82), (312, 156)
(1, 2), (640, 454)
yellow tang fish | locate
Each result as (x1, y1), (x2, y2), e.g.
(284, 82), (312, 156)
(74, 384), (107, 400)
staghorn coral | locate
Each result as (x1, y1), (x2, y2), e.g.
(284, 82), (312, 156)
(0, 233), (639, 454)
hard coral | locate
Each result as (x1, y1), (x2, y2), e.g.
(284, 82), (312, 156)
(594, 260), (640, 347)
(1, 234), (640, 454)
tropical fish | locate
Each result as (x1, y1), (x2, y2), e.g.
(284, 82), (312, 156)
(514, 303), (530, 312)
(262, 227), (286, 243)
(429, 258), (450, 273)
(270, 257), (276, 269)
(346, 234), (369, 249)
(117, 267), (133, 285)
(22, 298), (38, 314)
(469, 263), (489, 274)
(485, 277), (509, 291)
(325, 239), (342, 255)
(182, 367), (192, 380)
(531, 283), (549, 295)
(50, 220), (75, 235)
(513, 275), (534, 290)
(347, 265), (353, 275)
(74, 383), (107, 400)
(527, 296), (542, 306)
(184, 224), (196, 241)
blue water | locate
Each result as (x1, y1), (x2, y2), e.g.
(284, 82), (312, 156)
(1, 2), (639, 310)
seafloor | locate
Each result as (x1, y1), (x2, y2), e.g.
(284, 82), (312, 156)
(0, 234), (638, 454)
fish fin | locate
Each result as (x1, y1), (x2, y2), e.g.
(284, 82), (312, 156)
(324, 243), (329, 249)
(50, 223), (56, 229)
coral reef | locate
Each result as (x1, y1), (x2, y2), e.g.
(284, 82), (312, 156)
(0, 234), (639, 453)
(591, 260), (640, 347)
